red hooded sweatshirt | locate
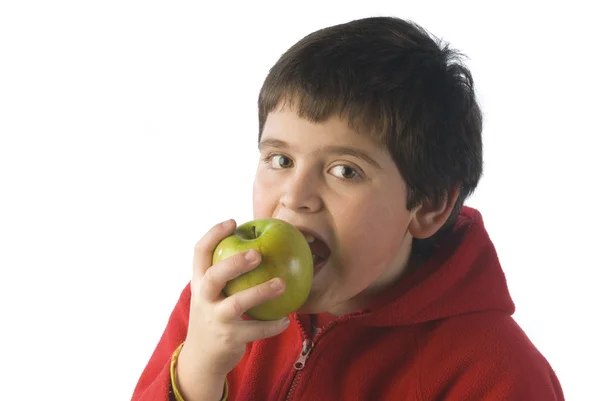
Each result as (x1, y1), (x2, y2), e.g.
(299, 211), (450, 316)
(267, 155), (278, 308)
(131, 207), (564, 400)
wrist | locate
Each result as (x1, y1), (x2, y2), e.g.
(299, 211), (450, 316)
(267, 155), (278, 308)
(175, 344), (228, 401)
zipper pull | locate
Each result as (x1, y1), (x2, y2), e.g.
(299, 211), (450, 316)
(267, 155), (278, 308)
(293, 339), (313, 370)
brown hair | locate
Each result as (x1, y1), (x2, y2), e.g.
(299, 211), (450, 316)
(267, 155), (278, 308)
(258, 16), (483, 250)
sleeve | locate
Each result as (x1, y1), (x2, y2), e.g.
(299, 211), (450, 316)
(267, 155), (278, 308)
(130, 283), (192, 401)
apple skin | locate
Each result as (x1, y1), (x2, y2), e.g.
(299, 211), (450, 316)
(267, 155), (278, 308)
(212, 218), (313, 321)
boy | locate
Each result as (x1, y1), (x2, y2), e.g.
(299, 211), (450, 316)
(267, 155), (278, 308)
(132, 16), (564, 400)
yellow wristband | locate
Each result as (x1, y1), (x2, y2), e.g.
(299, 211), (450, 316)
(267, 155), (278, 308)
(170, 343), (186, 401)
(170, 343), (229, 401)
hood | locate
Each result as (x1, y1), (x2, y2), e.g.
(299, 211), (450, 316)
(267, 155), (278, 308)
(356, 206), (516, 327)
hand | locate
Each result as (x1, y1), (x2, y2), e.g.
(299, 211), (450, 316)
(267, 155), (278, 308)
(175, 219), (290, 400)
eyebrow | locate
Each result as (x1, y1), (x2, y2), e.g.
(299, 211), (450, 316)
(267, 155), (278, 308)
(259, 138), (382, 169)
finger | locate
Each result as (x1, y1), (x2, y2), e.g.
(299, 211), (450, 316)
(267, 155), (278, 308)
(236, 316), (291, 343)
(216, 276), (285, 320)
(192, 219), (236, 278)
(200, 249), (262, 301)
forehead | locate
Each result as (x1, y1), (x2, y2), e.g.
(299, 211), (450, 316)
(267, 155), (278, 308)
(260, 107), (382, 151)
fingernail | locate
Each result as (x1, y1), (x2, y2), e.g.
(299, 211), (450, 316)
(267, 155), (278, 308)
(245, 249), (258, 262)
(223, 219), (235, 228)
(270, 278), (284, 291)
(282, 317), (290, 327)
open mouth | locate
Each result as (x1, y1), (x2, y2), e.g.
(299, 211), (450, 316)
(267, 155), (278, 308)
(301, 232), (331, 274)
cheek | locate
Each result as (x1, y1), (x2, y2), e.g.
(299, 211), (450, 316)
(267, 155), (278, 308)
(252, 171), (277, 219)
(336, 196), (410, 272)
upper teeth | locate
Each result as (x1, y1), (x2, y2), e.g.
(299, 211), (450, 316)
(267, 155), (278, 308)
(305, 234), (315, 243)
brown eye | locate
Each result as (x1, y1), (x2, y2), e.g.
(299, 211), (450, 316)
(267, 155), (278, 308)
(330, 165), (358, 180)
(270, 155), (293, 169)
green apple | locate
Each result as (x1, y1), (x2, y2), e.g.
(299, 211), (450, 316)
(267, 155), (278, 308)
(212, 218), (313, 321)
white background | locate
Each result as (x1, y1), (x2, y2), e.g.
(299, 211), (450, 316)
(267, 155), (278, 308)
(1, 1), (598, 400)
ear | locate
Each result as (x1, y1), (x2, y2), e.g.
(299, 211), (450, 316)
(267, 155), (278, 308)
(408, 186), (460, 239)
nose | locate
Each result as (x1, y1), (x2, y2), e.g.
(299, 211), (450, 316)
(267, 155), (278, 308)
(280, 168), (323, 213)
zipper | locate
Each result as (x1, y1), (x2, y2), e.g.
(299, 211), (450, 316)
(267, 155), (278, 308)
(293, 339), (313, 370)
(282, 311), (365, 400)
(285, 339), (314, 401)
(284, 312), (341, 401)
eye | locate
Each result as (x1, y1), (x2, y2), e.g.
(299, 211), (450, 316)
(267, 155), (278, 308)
(329, 165), (359, 180)
(268, 154), (294, 169)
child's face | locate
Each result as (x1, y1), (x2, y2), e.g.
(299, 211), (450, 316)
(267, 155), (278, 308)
(253, 107), (418, 316)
